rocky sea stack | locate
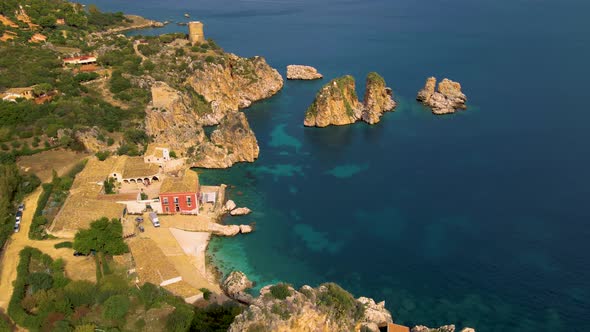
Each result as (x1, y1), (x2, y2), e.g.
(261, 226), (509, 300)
(417, 77), (467, 114)
(286, 64), (323, 80)
(304, 72), (396, 127)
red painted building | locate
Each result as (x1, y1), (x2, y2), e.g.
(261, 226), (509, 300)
(159, 170), (200, 214)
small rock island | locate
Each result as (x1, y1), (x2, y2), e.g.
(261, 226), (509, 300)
(304, 72), (396, 127)
(286, 64), (323, 80)
(417, 77), (467, 114)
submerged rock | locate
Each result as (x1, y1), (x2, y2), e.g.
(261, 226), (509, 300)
(417, 77), (467, 114)
(286, 65), (323, 80)
(304, 73), (396, 127)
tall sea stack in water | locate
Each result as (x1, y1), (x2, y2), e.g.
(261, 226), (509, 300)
(304, 72), (396, 127)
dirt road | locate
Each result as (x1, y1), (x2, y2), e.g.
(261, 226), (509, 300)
(0, 188), (96, 311)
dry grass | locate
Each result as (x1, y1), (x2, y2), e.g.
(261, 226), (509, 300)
(17, 149), (91, 183)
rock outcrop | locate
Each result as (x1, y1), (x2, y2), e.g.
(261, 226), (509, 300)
(304, 75), (363, 127)
(239, 225), (253, 234)
(188, 54), (283, 124)
(286, 65), (323, 80)
(362, 72), (397, 124)
(190, 112), (259, 168)
(146, 82), (206, 154)
(222, 271), (254, 304)
(229, 280), (393, 332)
(304, 73), (396, 127)
(412, 325), (475, 332)
(225, 199), (237, 212)
(73, 127), (116, 153)
(417, 77), (467, 114)
(230, 207), (251, 216)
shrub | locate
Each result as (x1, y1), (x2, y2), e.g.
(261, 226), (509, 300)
(103, 177), (116, 194)
(169, 150), (177, 159)
(199, 288), (212, 300)
(102, 294), (130, 320)
(95, 151), (110, 161)
(166, 305), (194, 332)
(317, 283), (364, 321)
(191, 303), (242, 331)
(54, 241), (73, 249)
(269, 283), (291, 300)
(65, 280), (96, 307)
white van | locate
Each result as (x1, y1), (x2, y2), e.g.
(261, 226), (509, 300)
(149, 212), (160, 228)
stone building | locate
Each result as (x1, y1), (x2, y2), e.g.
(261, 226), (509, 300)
(188, 21), (205, 45)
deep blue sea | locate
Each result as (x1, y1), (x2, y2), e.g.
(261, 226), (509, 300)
(81, 0), (590, 330)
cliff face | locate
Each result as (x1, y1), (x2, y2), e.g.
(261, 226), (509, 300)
(362, 72), (397, 124)
(190, 112), (259, 168)
(417, 77), (467, 114)
(228, 282), (393, 332)
(304, 76), (363, 127)
(145, 82), (206, 155)
(188, 54), (283, 124)
(304, 73), (396, 127)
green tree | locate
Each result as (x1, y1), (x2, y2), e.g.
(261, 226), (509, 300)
(73, 217), (128, 255)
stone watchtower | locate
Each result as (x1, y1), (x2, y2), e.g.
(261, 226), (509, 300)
(188, 21), (205, 45)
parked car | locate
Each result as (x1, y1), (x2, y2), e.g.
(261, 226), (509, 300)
(138, 225), (145, 232)
(14, 224), (20, 233)
(18, 203), (25, 211)
(135, 217), (144, 223)
(15, 211), (22, 223)
(149, 212), (160, 228)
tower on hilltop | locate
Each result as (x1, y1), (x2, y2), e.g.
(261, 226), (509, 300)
(188, 21), (205, 45)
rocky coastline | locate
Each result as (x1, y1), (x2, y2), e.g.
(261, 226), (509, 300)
(219, 271), (476, 332)
(304, 72), (396, 127)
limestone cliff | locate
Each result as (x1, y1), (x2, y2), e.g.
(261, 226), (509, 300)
(226, 279), (392, 332)
(362, 72), (397, 124)
(417, 77), (467, 114)
(187, 54), (283, 124)
(190, 112), (259, 168)
(287, 65), (323, 80)
(304, 73), (396, 127)
(145, 82), (206, 155)
(304, 75), (363, 127)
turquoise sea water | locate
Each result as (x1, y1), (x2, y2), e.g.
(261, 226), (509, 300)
(82, 0), (590, 330)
